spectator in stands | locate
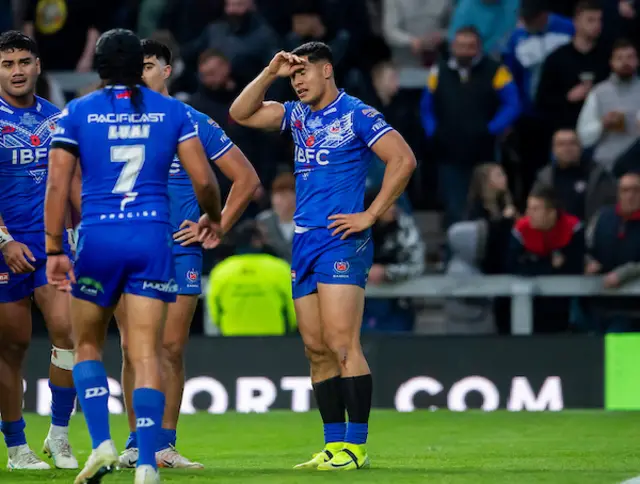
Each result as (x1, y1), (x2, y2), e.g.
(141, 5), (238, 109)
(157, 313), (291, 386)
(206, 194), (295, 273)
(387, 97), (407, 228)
(156, 0), (222, 46)
(508, 185), (585, 333)
(447, 0), (519, 58)
(618, 0), (640, 53)
(0, 0), (13, 32)
(503, 0), (574, 200)
(256, 172), (295, 263)
(35, 70), (66, 108)
(533, 129), (617, 222)
(585, 170), (640, 332)
(284, 0), (350, 74)
(362, 193), (425, 332)
(206, 221), (297, 336)
(537, 0), (610, 132)
(421, 26), (520, 228)
(185, 0), (279, 87)
(577, 39), (640, 174)
(137, 0), (168, 38)
(444, 220), (496, 334)
(23, 0), (101, 72)
(382, 0), (451, 67)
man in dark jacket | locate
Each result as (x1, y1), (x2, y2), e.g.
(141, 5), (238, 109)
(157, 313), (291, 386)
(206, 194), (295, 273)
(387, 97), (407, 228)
(508, 185), (585, 332)
(533, 128), (616, 222)
(420, 25), (520, 227)
(586, 170), (640, 332)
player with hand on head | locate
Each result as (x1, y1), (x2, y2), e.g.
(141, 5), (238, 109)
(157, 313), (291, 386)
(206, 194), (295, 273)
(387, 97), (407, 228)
(116, 39), (259, 470)
(230, 42), (417, 470)
(45, 28), (223, 484)
(0, 30), (78, 471)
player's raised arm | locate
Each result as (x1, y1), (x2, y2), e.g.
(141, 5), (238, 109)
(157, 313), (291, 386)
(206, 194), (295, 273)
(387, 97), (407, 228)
(366, 130), (417, 219)
(229, 51), (304, 131)
(177, 136), (223, 224)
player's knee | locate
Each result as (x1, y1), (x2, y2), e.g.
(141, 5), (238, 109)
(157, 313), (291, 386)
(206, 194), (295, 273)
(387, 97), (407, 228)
(0, 339), (29, 365)
(161, 339), (184, 369)
(304, 342), (332, 366)
(46, 317), (73, 349)
(326, 336), (358, 366)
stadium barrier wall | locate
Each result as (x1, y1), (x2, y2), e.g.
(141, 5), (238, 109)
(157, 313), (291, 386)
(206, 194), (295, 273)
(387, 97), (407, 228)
(23, 335), (605, 414)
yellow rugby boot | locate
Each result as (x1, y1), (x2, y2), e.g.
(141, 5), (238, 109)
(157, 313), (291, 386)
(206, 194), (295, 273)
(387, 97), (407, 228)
(293, 442), (343, 470)
(317, 443), (370, 471)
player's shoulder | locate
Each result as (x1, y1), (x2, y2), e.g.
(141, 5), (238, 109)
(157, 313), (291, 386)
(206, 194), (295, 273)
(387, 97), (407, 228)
(342, 93), (384, 121)
(184, 104), (220, 128)
(34, 96), (61, 117)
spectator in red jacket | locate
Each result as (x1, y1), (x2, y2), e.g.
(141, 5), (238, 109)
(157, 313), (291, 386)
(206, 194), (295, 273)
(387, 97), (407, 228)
(508, 185), (585, 333)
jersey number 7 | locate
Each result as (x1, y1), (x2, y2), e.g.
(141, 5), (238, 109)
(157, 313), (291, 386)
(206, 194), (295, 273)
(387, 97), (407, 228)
(110, 145), (145, 211)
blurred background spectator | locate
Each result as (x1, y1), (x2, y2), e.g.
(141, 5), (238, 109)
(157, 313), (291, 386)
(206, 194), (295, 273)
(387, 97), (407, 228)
(508, 186), (585, 333)
(421, 26), (520, 228)
(536, 0), (610, 133)
(382, 0), (451, 67)
(363, 193), (425, 333)
(577, 39), (640, 174)
(585, 170), (640, 332)
(205, 220), (296, 336)
(257, 172), (295, 263)
(533, 128), (617, 222)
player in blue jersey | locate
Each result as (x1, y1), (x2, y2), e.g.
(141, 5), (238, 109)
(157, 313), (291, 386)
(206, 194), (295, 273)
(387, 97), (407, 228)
(116, 39), (259, 470)
(45, 29), (223, 484)
(230, 42), (417, 471)
(0, 31), (79, 471)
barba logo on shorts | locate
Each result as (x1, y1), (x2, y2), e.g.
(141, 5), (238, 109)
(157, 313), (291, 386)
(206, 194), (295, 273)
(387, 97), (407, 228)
(78, 277), (104, 297)
(0, 272), (9, 284)
(142, 279), (179, 294)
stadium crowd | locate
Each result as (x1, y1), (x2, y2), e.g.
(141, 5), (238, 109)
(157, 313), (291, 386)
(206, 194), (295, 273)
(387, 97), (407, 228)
(6, 0), (640, 335)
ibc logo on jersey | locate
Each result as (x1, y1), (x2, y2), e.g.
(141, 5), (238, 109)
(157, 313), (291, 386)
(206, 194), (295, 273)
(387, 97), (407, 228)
(295, 146), (329, 166)
(12, 147), (48, 165)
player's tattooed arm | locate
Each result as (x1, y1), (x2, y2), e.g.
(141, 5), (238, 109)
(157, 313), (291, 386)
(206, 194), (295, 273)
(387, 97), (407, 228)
(214, 146), (260, 235)
(366, 130), (417, 220)
(229, 51), (304, 131)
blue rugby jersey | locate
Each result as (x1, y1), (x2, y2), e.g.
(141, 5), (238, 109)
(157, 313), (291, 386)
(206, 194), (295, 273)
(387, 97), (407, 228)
(0, 95), (61, 233)
(170, 106), (233, 256)
(52, 85), (197, 227)
(281, 90), (395, 229)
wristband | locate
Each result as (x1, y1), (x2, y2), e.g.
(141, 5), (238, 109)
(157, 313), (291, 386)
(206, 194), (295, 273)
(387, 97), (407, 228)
(0, 226), (14, 250)
(46, 250), (65, 256)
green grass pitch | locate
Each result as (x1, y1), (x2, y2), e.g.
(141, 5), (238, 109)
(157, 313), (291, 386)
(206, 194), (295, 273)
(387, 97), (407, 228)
(1, 411), (639, 483)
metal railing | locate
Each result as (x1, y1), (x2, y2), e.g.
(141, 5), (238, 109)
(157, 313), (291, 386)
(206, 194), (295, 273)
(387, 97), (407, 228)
(199, 275), (640, 335)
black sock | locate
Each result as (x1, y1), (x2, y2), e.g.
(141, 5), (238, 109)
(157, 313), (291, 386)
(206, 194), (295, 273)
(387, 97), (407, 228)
(342, 374), (372, 445)
(313, 376), (346, 444)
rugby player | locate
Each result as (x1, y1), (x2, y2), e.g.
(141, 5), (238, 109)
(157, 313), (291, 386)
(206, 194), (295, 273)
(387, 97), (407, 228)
(116, 39), (259, 469)
(230, 42), (417, 470)
(0, 31), (78, 471)
(45, 29), (223, 484)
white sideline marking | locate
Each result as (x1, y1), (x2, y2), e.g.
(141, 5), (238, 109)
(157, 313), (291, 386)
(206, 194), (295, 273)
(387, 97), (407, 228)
(620, 477), (640, 483)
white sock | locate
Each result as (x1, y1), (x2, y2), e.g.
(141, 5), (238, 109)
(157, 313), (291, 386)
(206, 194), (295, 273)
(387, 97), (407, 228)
(48, 424), (69, 438)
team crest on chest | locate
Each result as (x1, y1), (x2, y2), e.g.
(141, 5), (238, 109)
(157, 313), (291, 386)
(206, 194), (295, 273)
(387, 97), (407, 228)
(20, 113), (39, 129)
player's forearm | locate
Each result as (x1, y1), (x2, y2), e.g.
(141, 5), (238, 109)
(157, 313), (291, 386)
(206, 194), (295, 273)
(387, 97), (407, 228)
(366, 155), (416, 220)
(194, 179), (223, 224)
(44, 179), (71, 253)
(229, 68), (277, 122)
(220, 176), (260, 234)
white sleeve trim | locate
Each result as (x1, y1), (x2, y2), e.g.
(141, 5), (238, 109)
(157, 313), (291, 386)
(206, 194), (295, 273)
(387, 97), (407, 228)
(51, 136), (79, 146)
(280, 110), (289, 132)
(367, 126), (394, 148)
(209, 141), (234, 161)
(178, 131), (198, 143)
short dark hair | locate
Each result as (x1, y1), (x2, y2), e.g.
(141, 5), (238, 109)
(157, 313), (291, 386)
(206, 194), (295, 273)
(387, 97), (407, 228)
(455, 25), (482, 41)
(0, 31), (38, 57)
(291, 41), (333, 64)
(575, 0), (601, 16)
(141, 39), (172, 66)
(529, 184), (561, 210)
(612, 38), (637, 54)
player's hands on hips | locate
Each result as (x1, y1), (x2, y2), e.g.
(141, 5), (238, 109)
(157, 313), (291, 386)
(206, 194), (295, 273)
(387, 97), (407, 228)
(46, 254), (76, 292)
(267, 51), (305, 78)
(1, 241), (36, 274)
(197, 214), (223, 249)
(328, 211), (376, 240)
(174, 220), (201, 247)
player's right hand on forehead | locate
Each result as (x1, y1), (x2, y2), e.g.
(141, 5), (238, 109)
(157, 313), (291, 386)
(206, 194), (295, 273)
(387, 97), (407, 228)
(268, 51), (305, 78)
(0, 241), (36, 274)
